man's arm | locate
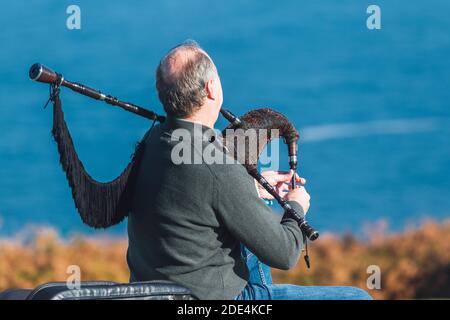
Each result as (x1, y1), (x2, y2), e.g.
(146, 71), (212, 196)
(213, 165), (306, 270)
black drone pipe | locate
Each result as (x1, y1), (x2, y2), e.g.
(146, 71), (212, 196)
(29, 63), (165, 123)
(28, 63), (318, 242)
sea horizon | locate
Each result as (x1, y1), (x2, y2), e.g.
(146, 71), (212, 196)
(1, 0), (449, 236)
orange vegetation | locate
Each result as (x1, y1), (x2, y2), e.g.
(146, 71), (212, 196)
(273, 220), (450, 299)
(1, 220), (449, 299)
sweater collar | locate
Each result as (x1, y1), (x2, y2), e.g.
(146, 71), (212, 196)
(164, 116), (220, 143)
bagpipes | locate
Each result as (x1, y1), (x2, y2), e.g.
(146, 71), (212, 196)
(29, 63), (318, 264)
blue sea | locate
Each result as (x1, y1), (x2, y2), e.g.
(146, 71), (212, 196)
(0, 1), (449, 236)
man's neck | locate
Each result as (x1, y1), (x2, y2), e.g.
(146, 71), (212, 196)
(182, 112), (215, 129)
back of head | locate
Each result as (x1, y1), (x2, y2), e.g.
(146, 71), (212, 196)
(156, 40), (218, 118)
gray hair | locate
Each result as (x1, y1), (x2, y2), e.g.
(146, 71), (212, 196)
(156, 40), (218, 118)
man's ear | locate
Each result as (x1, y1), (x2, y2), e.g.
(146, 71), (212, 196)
(205, 79), (216, 100)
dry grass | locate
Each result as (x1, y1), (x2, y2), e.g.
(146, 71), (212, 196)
(1, 220), (449, 299)
(273, 220), (450, 299)
(0, 229), (129, 290)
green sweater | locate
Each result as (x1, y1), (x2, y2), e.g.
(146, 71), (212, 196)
(127, 117), (304, 300)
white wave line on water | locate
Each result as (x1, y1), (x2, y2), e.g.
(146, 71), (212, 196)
(301, 118), (445, 143)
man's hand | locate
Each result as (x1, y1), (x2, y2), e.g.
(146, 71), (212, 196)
(285, 186), (311, 214)
(256, 170), (306, 200)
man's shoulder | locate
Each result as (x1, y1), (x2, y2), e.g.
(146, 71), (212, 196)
(208, 162), (253, 185)
(142, 123), (251, 182)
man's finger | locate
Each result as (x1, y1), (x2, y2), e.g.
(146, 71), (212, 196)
(271, 170), (294, 183)
(295, 174), (306, 184)
(279, 191), (288, 199)
(261, 170), (289, 177)
(276, 185), (290, 195)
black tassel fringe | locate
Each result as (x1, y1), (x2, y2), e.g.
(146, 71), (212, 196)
(51, 91), (145, 228)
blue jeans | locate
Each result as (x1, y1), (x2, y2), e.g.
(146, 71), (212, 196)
(236, 245), (372, 300)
